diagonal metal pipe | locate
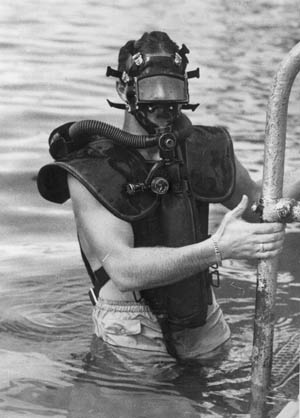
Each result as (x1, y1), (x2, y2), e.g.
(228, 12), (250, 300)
(250, 41), (300, 417)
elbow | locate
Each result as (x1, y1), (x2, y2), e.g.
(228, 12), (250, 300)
(111, 272), (134, 293)
(103, 254), (138, 293)
(117, 282), (135, 293)
(110, 273), (138, 293)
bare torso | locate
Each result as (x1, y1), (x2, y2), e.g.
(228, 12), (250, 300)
(78, 146), (161, 302)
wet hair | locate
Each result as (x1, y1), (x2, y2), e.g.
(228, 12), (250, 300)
(118, 31), (183, 72)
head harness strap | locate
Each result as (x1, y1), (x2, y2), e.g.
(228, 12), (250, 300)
(106, 42), (199, 114)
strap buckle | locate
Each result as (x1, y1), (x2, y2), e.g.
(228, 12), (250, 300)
(209, 264), (220, 288)
(88, 288), (98, 306)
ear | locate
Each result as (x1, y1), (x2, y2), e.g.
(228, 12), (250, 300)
(116, 80), (127, 102)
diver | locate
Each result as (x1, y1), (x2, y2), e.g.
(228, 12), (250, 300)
(37, 31), (299, 360)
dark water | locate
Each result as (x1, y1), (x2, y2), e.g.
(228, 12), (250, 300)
(0, 1), (299, 417)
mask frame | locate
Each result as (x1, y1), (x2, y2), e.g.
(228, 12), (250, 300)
(106, 45), (200, 131)
(135, 73), (189, 104)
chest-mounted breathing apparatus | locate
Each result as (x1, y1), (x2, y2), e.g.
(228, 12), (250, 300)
(49, 44), (199, 165)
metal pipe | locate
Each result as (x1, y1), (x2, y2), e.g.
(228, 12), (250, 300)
(250, 42), (300, 417)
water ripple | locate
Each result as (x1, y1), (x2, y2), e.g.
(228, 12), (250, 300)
(0, 0), (299, 416)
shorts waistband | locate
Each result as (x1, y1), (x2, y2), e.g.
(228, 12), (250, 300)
(97, 297), (152, 313)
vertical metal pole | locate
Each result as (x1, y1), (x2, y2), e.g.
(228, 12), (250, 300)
(250, 42), (300, 417)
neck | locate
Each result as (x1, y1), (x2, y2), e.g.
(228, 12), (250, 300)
(122, 110), (147, 134)
(122, 111), (161, 160)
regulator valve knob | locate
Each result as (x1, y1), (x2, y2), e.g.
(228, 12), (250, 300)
(150, 177), (169, 195)
(158, 132), (177, 151)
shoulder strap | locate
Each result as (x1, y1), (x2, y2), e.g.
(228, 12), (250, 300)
(78, 236), (110, 304)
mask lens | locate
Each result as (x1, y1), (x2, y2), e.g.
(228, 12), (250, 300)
(137, 75), (188, 103)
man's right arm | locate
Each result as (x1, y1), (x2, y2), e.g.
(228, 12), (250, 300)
(68, 175), (285, 292)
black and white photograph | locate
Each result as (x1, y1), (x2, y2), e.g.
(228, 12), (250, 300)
(0, 1), (299, 417)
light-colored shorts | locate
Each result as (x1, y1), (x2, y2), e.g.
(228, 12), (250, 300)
(92, 292), (231, 360)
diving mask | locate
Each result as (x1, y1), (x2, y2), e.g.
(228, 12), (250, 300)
(136, 74), (189, 104)
(106, 46), (199, 133)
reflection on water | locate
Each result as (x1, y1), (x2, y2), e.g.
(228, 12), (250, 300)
(0, 0), (299, 416)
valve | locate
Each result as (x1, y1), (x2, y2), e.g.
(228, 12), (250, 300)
(126, 176), (169, 196)
(150, 177), (169, 194)
(158, 132), (177, 151)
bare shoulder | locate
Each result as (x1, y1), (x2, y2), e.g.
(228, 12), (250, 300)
(67, 173), (133, 244)
(67, 173), (98, 209)
(68, 173), (117, 220)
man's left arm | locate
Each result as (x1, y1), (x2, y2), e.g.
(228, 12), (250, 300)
(223, 156), (300, 222)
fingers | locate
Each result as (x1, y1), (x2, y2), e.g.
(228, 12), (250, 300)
(251, 222), (286, 235)
(258, 249), (283, 259)
(256, 239), (284, 259)
(229, 195), (249, 219)
(254, 230), (285, 244)
(257, 240), (284, 253)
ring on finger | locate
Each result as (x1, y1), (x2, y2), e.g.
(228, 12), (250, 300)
(260, 243), (265, 252)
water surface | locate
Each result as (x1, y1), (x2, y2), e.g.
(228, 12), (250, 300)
(0, 1), (299, 417)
